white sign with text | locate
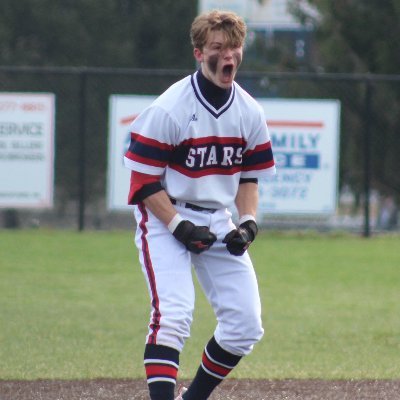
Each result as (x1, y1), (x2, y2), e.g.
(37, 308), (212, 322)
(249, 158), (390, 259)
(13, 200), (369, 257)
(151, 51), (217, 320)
(258, 99), (340, 214)
(107, 95), (340, 215)
(107, 95), (155, 210)
(0, 93), (55, 208)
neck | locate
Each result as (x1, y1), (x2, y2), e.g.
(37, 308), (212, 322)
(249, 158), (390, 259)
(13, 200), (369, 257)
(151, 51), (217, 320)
(196, 69), (232, 110)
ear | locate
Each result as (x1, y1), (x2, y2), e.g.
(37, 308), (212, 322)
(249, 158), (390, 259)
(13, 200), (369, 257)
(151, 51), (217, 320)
(193, 48), (203, 63)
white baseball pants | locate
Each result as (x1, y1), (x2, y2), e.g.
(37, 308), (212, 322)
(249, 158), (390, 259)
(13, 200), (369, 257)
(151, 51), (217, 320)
(133, 203), (264, 356)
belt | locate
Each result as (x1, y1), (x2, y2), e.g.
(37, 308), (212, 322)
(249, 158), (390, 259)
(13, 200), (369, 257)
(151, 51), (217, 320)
(170, 198), (217, 213)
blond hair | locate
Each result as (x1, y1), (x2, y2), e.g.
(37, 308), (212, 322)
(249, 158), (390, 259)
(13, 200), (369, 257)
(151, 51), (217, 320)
(190, 10), (247, 50)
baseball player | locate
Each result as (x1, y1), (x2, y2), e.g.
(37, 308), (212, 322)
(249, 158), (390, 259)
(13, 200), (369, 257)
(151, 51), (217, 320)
(124, 10), (275, 400)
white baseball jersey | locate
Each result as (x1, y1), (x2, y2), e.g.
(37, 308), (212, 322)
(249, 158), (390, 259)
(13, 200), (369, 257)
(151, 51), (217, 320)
(124, 70), (275, 209)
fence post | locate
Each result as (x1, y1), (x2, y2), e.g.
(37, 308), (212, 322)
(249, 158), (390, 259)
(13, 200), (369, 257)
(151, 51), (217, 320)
(78, 70), (87, 231)
(362, 80), (372, 237)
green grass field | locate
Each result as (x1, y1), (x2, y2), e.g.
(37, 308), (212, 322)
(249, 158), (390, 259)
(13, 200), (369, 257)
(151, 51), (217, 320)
(0, 230), (399, 380)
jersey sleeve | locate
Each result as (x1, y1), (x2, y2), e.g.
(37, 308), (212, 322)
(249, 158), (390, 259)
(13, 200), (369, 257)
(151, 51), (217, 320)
(127, 171), (163, 205)
(241, 104), (276, 179)
(124, 105), (178, 175)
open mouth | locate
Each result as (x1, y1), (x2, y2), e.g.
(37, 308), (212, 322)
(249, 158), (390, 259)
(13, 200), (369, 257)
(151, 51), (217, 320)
(222, 64), (234, 78)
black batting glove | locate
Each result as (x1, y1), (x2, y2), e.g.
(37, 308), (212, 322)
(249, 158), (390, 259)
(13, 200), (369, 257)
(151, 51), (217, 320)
(223, 220), (258, 256)
(173, 220), (217, 254)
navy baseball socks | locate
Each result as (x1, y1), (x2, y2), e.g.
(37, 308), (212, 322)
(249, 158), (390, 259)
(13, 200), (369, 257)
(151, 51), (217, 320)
(182, 336), (242, 400)
(144, 338), (241, 400)
(144, 344), (180, 400)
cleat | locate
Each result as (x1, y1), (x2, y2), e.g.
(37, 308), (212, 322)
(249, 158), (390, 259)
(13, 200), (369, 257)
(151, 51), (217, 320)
(175, 385), (188, 400)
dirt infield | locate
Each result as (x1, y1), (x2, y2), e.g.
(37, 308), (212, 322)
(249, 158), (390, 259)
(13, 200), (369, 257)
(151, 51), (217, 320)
(1, 379), (400, 400)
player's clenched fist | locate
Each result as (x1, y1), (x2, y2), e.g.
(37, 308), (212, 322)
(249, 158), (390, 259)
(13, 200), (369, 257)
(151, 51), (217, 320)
(173, 220), (217, 254)
(223, 220), (258, 256)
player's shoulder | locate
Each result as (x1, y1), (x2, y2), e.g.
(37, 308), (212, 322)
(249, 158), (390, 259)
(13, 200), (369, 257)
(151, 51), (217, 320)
(150, 75), (193, 125)
(234, 81), (264, 115)
(154, 75), (192, 109)
(130, 75), (191, 129)
(133, 75), (193, 131)
(234, 81), (259, 105)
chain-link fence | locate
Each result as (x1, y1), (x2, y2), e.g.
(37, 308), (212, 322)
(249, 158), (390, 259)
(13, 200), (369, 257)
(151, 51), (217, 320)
(1, 66), (399, 235)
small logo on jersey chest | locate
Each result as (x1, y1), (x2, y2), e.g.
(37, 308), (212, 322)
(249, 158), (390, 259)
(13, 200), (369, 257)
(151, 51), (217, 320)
(189, 113), (198, 122)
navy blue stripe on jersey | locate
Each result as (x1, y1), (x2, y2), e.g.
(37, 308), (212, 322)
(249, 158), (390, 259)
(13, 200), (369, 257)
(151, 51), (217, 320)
(138, 203), (161, 344)
(191, 73), (235, 119)
(170, 136), (245, 178)
(125, 132), (174, 168)
(242, 141), (275, 171)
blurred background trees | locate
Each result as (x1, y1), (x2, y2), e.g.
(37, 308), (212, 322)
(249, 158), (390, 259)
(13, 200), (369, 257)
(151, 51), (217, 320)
(0, 0), (399, 227)
(299, 0), (400, 74)
(299, 0), (400, 203)
(1, 0), (399, 74)
(0, 0), (197, 68)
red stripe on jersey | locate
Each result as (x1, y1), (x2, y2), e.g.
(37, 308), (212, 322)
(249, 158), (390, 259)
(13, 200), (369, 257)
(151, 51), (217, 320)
(244, 141), (272, 156)
(125, 151), (168, 168)
(170, 164), (242, 178)
(145, 364), (178, 379)
(138, 204), (161, 344)
(128, 171), (161, 204)
(202, 353), (231, 377)
(180, 136), (246, 147)
(131, 132), (174, 151)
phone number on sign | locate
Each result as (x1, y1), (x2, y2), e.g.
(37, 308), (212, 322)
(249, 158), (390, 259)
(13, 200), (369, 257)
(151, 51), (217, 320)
(270, 186), (308, 199)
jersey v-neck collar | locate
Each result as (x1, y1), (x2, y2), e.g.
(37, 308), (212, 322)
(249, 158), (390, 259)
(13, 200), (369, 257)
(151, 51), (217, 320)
(191, 69), (235, 119)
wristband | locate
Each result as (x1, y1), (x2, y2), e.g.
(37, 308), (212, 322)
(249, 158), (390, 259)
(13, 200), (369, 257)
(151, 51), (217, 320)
(239, 214), (256, 225)
(167, 213), (184, 233)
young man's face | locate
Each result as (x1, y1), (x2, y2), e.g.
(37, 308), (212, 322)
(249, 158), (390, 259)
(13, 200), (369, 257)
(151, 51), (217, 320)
(194, 30), (243, 89)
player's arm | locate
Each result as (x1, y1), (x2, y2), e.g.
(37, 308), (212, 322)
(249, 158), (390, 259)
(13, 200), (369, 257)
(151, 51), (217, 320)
(234, 180), (258, 219)
(142, 190), (177, 226)
(128, 171), (179, 224)
(130, 172), (216, 254)
(223, 180), (259, 256)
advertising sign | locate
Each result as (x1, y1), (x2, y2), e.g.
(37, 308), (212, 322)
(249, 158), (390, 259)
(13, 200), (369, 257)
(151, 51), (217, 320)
(107, 95), (154, 210)
(258, 99), (341, 214)
(0, 93), (55, 208)
(107, 96), (340, 215)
